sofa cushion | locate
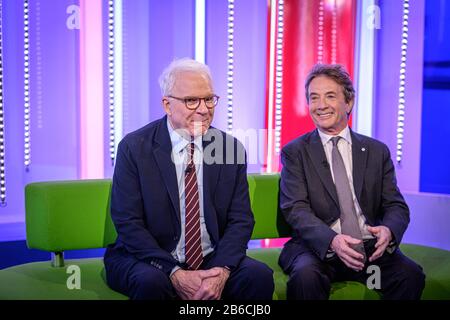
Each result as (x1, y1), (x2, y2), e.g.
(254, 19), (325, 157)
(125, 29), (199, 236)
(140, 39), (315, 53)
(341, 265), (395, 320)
(0, 258), (126, 300)
(247, 248), (380, 300)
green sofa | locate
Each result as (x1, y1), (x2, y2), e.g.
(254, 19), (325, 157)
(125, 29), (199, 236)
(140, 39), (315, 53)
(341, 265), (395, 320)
(0, 174), (449, 300)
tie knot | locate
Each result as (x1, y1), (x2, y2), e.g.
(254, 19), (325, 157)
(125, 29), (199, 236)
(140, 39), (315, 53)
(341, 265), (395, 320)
(188, 143), (195, 161)
(331, 136), (341, 147)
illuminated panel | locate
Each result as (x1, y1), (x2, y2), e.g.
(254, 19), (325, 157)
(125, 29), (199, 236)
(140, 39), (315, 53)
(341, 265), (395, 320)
(0, 0), (5, 205)
(79, 0), (104, 178)
(195, 0), (205, 63)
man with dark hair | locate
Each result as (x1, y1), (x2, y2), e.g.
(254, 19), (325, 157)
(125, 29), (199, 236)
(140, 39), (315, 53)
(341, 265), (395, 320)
(279, 63), (425, 300)
(104, 58), (274, 300)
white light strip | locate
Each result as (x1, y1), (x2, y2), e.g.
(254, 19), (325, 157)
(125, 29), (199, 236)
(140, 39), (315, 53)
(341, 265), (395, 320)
(24, 0), (31, 170)
(79, 0), (104, 178)
(396, 0), (409, 163)
(331, 0), (337, 64)
(274, 0), (284, 154)
(266, 0), (277, 173)
(113, 0), (123, 165)
(195, 0), (206, 63)
(0, 0), (6, 206)
(107, 0), (115, 165)
(354, 0), (375, 137)
(107, 0), (123, 165)
(317, 0), (324, 63)
(35, 2), (42, 130)
(226, 0), (234, 134)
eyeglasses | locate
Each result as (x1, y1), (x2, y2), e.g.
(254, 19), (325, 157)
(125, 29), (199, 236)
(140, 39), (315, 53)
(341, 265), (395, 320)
(167, 95), (219, 110)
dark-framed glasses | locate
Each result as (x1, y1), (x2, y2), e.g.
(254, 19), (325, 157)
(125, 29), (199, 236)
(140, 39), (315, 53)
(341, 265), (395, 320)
(167, 95), (219, 110)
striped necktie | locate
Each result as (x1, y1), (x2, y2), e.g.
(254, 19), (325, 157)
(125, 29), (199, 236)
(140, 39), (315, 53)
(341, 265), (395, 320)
(184, 142), (203, 270)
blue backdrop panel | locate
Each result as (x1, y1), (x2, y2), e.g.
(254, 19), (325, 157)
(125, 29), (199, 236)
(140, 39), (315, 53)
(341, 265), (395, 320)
(420, 0), (450, 194)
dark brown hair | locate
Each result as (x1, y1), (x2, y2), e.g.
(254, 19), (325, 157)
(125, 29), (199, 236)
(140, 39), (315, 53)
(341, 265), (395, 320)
(305, 64), (355, 104)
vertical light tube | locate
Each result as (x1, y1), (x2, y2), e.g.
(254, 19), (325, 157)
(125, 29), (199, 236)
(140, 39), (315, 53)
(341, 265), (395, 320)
(354, 0), (376, 137)
(226, 0), (234, 134)
(317, 0), (324, 63)
(113, 0), (123, 161)
(266, 0), (284, 171)
(79, 0), (104, 179)
(23, 0), (31, 170)
(195, 0), (205, 63)
(107, 0), (123, 165)
(0, 0), (5, 206)
(266, 0), (277, 173)
(396, 0), (409, 163)
(107, 1), (115, 165)
(274, 0), (284, 154)
(331, 0), (337, 64)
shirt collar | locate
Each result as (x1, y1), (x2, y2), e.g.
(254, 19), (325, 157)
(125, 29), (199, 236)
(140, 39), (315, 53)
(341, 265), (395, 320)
(317, 126), (352, 146)
(167, 118), (203, 154)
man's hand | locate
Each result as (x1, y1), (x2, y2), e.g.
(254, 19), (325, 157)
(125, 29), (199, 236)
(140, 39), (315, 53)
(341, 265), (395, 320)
(170, 268), (221, 300)
(192, 267), (230, 300)
(367, 225), (392, 262)
(330, 234), (365, 271)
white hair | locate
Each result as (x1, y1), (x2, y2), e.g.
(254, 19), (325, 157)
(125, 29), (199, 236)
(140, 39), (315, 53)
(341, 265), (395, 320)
(158, 58), (213, 96)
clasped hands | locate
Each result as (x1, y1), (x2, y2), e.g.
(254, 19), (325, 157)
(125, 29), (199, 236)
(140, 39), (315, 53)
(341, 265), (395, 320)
(170, 267), (230, 300)
(330, 225), (392, 271)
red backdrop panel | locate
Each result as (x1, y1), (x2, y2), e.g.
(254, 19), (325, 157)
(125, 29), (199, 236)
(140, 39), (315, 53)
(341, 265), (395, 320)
(281, 0), (356, 147)
(262, 0), (357, 248)
(265, 0), (356, 173)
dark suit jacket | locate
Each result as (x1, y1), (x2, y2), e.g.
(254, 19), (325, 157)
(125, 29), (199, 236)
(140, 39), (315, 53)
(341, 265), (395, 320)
(278, 128), (410, 272)
(105, 116), (254, 276)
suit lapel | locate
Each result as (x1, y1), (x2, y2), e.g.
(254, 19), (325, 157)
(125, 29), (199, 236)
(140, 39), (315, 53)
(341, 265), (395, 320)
(202, 128), (221, 194)
(201, 129), (221, 237)
(306, 130), (340, 207)
(350, 130), (368, 202)
(153, 118), (181, 225)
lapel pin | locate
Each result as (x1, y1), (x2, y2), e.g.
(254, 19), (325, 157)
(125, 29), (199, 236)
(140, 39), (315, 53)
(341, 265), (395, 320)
(361, 147), (366, 152)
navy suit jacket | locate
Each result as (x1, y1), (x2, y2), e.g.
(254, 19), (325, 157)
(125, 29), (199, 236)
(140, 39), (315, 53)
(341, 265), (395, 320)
(105, 116), (254, 276)
(278, 129), (410, 272)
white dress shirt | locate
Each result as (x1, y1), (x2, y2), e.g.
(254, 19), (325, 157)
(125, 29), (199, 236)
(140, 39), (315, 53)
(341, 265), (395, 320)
(318, 126), (375, 240)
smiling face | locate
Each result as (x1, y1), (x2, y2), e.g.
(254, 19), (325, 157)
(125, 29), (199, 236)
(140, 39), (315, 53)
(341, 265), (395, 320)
(307, 75), (353, 135)
(162, 71), (215, 137)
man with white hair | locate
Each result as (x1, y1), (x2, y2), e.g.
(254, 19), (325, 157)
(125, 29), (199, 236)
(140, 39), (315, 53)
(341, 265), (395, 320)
(104, 58), (274, 300)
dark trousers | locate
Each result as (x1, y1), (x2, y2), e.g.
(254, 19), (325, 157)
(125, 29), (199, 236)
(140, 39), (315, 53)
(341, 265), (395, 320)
(104, 248), (274, 300)
(286, 240), (426, 300)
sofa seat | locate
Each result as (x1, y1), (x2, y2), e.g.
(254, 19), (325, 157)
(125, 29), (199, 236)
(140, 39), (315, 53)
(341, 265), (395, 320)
(247, 243), (450, 300)
(0, 258), (127, 300)
(1, 243), (449, 300)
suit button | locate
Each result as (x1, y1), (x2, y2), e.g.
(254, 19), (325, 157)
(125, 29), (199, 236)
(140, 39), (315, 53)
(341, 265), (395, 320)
(173, 236), (179, 241)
